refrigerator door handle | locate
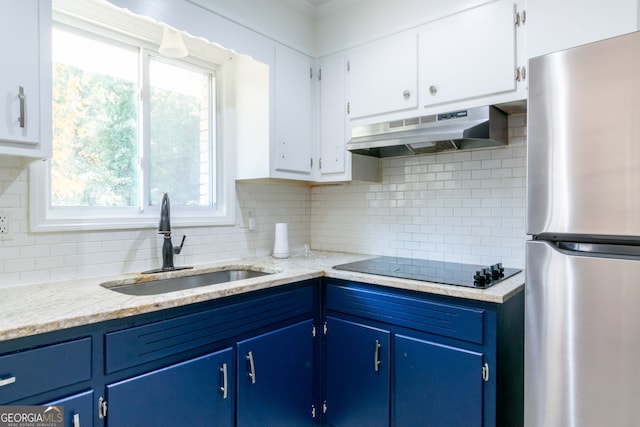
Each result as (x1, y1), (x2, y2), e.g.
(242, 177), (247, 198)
(557, 241), (640, 257)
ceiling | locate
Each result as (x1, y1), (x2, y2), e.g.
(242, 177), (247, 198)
(292, 0), (359, 15)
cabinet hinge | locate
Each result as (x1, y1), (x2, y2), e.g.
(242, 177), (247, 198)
(312, 404), (317, 418)
(318, 68), (322, 81)
(310, 158), (314, 169)
(514, 10), (526, 26)
(323, 321), (328, 336)
(310, 67), (313, 79)
(312, 324), (316, 337)
(347, 60), (351, 72)
(347, 102), (351, 115)
(319, 158), (323, 170)
(482, 363), (490, 382)
(323, 400), (328, 414)
(515, 66), (527, 82)
(98, 397), (108, 419)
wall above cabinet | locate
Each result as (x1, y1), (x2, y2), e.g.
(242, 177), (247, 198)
(527, 0), (639, 58)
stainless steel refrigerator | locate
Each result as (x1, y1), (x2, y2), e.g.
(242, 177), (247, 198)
(526, 31), (640, 426)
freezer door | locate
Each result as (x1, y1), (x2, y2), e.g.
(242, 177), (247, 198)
(525, 240), (640, 426)
(527, 31), (640, 238)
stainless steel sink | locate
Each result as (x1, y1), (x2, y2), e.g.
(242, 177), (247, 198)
(101, 268), (274, 296)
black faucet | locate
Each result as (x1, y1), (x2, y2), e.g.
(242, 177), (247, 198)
(142, 193), (192, 274)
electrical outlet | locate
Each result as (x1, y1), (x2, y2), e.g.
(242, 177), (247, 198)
(247, 209), (256, 231)
(0, 211), (9, 239)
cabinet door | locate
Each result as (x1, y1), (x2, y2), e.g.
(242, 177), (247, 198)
(325, 317), (390, 427)
(420, 0), (516, 107)
(318, 54), (348, 180)
(0, 0), (50, 157)
(44, 390), (93, 427)
(106, 348), (234, 427)
(237, 320), (315, 427)
(347, 32), (418, 119)
(275, 45), (313, 176)
(393, 334), (484, 427)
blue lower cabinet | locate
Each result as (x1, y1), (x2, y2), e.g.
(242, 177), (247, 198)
(324, 317), (391, 427)
(393, 334), (483, 427)
(44, 389), (93, 427)
(237, 319), (315, 427)
(105, 348), (234, 427)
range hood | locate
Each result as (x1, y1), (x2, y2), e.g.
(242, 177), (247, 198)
(347, 105), (508, 158)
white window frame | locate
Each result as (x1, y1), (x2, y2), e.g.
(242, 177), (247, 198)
(30, 4), (236, 232)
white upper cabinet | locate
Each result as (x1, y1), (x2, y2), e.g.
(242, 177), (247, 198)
(0, 0), (51, 158)
(528, 0), (639, 58)
(317, 54), (348, 181)
(347, 33), (418, 120)
(419, 0), (518, 108)
(274, 45), (314, 178)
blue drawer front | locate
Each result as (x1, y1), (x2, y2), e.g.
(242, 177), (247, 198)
(105, 285), (314, 373)
(0, 337), (92, 404)
(325, 284), (484, 344)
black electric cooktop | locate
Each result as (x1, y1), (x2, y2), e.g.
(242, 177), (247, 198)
(333, 256), (521, 289)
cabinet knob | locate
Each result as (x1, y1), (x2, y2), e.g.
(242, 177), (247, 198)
(403, 90), (411, 100)
(429, 85), (438, 96)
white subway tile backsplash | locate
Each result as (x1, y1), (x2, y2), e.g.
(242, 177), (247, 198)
(311, 113), (527, 269)
(0, 114), (526, 287)
(0, 171), (311, 286)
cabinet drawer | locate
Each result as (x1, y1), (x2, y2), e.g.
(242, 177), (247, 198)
(326, 284), (484, 344)
(105, 285), (314, 373)
(0, 337), (92, 404)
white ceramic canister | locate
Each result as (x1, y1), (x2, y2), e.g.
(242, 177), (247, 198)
(273, 223), (290, 258)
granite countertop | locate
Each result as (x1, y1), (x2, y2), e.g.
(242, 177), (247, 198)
(0, 251), (525, 342)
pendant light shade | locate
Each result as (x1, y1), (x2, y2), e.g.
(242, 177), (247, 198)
(159, 26), (188, 58)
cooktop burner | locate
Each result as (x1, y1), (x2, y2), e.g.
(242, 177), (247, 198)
(333, 257), (521, 289)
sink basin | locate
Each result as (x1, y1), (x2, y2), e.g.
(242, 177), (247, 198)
(101, 268), (274, 296)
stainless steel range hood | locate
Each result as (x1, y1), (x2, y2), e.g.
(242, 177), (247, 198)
(347, 105), (508, 158)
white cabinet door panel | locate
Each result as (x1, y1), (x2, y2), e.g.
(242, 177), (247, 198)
(0, 0), (48, 155)
(318, 54), (347, 178)
(348, 33), (418, 119)
(275, 45), (313, 175)
(420, 0), (516, 107)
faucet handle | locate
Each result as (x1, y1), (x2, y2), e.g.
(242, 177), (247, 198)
(174, 235), (187, 255)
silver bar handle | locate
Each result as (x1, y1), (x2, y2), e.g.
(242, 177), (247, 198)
(18, 86), (25, 128)
(220, 363), (228, 399)
(374, 340), (381, 372)
(72, 413), (80, 427)
(0, 376), (16, 387)
(246, 351), (256, 384)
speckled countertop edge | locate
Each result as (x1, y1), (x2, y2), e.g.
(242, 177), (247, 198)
(0, 251), (524, 342)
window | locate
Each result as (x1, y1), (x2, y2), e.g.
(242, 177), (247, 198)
(51, 28), (140, 208)
(30, 8), (235, 231)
